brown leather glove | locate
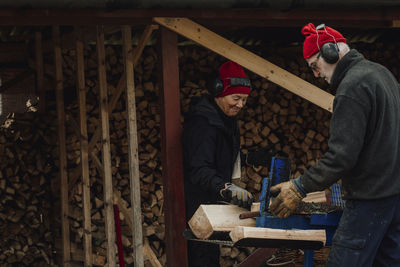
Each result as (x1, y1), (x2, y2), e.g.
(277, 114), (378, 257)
(269, 180), (303, 218)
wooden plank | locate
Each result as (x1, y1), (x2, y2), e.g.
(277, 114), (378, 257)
(122, 25), (144, 267)
(75, 26), (92, 267)
(189, 205), (256, 240)
(153, 17), (335, 113)
(0, 8), (397, 27)
(157, 27), (187, 267)
(144, 239), (162, 267)
(96, 25), (116, 266)
(53, 25), (71, 267)
(68, 24), (158, 191)
(303, 191), (327, 203)
(35, 31), (45, 113)
(230, 226), (326, 245)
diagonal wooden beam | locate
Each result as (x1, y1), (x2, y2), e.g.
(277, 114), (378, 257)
(68, 24), (158, 191)
(153, 17), (334, 113)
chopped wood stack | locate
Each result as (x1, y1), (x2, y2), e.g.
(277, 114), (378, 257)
(0, 38), (398, 266)
(0, 112), (58, 266)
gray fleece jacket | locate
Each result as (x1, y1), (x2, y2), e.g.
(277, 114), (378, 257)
(296, 49), (400, 200)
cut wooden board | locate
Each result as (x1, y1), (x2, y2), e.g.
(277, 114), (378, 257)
(230, 226), (326, 249)
(189, 205), (256, 240)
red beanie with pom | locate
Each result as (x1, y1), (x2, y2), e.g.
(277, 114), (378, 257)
(217, 61), (251, 98)
(302, 23), (346, 59)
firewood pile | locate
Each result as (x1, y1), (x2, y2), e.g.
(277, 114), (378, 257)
(0, 112), (58, 266)
(0, 37), (398, 266)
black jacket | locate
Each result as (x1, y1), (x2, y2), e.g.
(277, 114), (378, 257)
(299, 49), (400, 200)
(183, 95), (241, 219)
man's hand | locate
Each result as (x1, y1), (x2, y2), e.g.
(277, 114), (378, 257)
(220, 183), (254, 209)
(269, 181), (303, 218)
(246, 145), (274, 168)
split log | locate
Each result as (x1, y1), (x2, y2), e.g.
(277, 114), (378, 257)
(189, 205), (256, 239)
(230, 226), (326, 247)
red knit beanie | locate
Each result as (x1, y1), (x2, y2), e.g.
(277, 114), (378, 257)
(217, 61), (251, 98)
(302, 23), (346, 59)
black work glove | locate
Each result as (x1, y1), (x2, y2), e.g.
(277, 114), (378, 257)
(220, 183), (254, 209)
(246, 145), (274, 168)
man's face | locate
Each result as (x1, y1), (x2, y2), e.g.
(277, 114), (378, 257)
(306, 52), (335, 84)
(215, 94), (248, 117)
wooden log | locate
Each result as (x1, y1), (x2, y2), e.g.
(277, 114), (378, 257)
(188, 205), (256, 240)
(230, 226), (326, 246)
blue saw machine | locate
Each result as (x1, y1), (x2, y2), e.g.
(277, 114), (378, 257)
(256, 157), (343, 266)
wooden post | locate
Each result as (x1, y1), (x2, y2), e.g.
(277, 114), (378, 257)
(35, 31), (45, 113)
(75, 26), (92, 267)
(53, 25), (71, 267)
(122, 25), (144, 267)
(158, 26), (188, 267)
(96, 25), (116, 266)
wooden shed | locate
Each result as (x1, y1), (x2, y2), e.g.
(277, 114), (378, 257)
(0, 1), (399, 266)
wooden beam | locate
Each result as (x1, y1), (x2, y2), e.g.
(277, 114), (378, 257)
(189, 205), (256, 240)
(154, 17), (335, 113)
(0, 8), (398, 27)
(96, 25), (116, 266)
(75, 26), (92, 267)
(157, 26), (188, 267)
(122, 25), (144, 267)
(35, 31), (45, 113)
(53, 25), (71, 267)
(230, 226), (326, 245)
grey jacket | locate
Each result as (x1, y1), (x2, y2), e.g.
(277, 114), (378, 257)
(298, 49), (400, 200)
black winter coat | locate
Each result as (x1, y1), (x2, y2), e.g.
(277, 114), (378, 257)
(182, 95), (241, 219)
(299, 49), (400, 200)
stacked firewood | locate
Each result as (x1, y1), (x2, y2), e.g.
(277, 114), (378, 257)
(0, 112), (58, 266)
(1, 36), (399, 267)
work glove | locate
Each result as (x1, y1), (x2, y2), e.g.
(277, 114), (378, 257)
(220, 183), (254, 209)
(246, 145), (274, 168)
(269, 180), (303, 218)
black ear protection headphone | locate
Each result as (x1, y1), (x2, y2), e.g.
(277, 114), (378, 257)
(207, 76), (252, 97)
(316, 24), (340, 64)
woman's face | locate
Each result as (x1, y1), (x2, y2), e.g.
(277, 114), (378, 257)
(215, 94), (248, 117)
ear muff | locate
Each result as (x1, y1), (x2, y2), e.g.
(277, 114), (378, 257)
(207, 77), (252, 97)
(315, 23), (340, 64)
(320, 42), (339, 64)
(206, 76), (224, 97)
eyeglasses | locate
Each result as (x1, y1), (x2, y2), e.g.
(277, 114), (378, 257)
(308, 53), (321, 71)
